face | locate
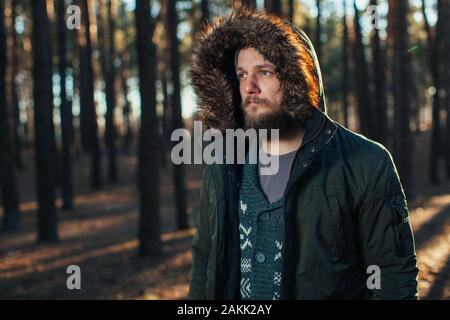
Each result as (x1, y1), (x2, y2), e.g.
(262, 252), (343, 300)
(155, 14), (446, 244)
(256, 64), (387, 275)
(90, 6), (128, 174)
(236, 47), (287, 130)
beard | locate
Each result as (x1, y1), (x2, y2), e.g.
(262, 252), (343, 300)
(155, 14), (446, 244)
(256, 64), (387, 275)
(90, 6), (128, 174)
(242, 97), (296, 132)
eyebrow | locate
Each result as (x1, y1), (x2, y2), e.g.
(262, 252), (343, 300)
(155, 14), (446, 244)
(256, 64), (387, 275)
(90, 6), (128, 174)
(236, 63), (276, 72)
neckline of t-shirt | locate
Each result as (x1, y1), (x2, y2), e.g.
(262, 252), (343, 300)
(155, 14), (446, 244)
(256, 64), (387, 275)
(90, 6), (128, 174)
(259, 147), (298, 159)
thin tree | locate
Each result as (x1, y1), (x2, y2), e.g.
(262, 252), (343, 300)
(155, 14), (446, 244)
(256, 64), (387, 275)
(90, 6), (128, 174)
(0, 0), (20, 231)
(120, 53), (133, 152)
(265, 0), (281, 15)
(106, 0), (118, 182)
(135, 0), (162, 255)
(389, 0), (412, 192)
(167, 0), (188, 230)
(157, 0), (171, 169)
(117, 2), (132, 152)
(352, 1), (374, 138)
(369, 0), (388, 146)
(31, 0), (58, 241)
(422, 0), (443, 184)
(288, 0), (294, 21)
(57, 0), (74, 209)
(10, 0), (23, 169)
(161, 68), (171, 169)
(444, 0), (450, 179)
(97, 0), (118, 183)
(316, 0), (321, 60)
(239, 0), (257, 10)
(201, 0), (209, 23)
(78, 0), (101, 189)
(341, 0), (349, 127)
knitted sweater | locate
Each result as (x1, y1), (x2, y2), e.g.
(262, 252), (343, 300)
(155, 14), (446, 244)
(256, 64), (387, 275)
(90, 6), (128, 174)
(239, 160), (285, 300)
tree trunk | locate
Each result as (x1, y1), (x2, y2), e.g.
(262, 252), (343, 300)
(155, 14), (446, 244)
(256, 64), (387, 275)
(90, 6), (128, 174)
(106, 0), (118, 182)
(160, 70), (171, 170)
(316, 0), (321, 61)
(57, 0), (74, 209)
(241, 0), (256, 10)
(264, 0), (281, 15)
(167, 0), (188, 230)
(10, 0), (23, 170)
(200, 0), (209, 23)
(352, 1), (374, 138)
(369, 0), (388, 146)
(135, 0), (162, 256)
(422, 0), (443, 184)
(0, 0), (20, 231)
(78, 0), (101, 189)
(120, 54), (133, 152)
(341, 0), (349, 127)
(32, 0), (58, 241)
(118, 3), (132, 152)
(97, 0), (118, 183)
(288, 0), (294, 21)
(389, 0), (412, 193)
(444, 1), (450, 179)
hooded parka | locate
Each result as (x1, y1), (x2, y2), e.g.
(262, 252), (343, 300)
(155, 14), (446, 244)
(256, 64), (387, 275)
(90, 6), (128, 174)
(188, 9), (419, 300)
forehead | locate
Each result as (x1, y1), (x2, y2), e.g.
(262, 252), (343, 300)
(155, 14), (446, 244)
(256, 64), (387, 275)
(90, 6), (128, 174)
(236, 47), (275, 70)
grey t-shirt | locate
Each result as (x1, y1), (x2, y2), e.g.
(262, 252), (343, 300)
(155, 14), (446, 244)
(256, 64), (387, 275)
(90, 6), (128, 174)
(258, 148), (298, 203)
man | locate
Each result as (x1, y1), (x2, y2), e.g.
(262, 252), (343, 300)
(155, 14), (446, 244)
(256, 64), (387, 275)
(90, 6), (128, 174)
(188, 9), (419, 300)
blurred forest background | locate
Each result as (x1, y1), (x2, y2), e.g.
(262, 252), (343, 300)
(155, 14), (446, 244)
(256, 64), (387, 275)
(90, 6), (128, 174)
(0, 0), (449, 299)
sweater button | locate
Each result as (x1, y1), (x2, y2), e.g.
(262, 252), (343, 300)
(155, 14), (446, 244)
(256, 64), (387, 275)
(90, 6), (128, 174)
(326, 128), (332, 135)
(310, 146), (316, 153)
(255, 252), (266, 264)
(259, 212), (270, 222)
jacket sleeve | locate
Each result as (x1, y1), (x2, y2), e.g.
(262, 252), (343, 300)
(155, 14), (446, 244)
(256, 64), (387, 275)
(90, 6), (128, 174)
(357, 148), (419, 299)
(188, 166), (213, 299)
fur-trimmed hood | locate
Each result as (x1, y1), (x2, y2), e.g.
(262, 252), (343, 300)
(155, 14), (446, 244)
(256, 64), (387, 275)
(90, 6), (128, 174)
(189, 9), (327, 132)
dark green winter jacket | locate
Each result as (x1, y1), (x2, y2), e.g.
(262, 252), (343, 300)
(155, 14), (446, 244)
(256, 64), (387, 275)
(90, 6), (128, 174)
(188, 9), (419, 300)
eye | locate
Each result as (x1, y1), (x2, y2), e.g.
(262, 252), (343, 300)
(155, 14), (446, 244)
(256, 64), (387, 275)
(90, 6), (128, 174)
(237, 73), (246, 80)
(259, 70), (272, 76)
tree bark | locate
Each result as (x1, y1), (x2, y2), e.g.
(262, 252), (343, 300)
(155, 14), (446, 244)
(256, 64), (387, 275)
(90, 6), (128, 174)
(78, 0), (101, 189)
(10, 0), (23, 170)
(200, 0), (209, 23)
(32, 0), (58, 241)
(241, 0), (256, 10)
(0, 0), (20, 231)
(369, 0), (388, 146)
(167, 0), (188, 230)
(341, 0), (349, 127)
(57, 0), (74, 209)
(120, 54), (133, 152)
(422, 0), (443, 184)
(352, 1), (374, 139)
(444, 1), (450, 179)
(389, 0), (412, 193)
(316, 0), (321, 61)
(288, 0), (294, 21)
(265, 0), (281, 15)
(135, 0), (162, 256)
(98, 0), (118, 183)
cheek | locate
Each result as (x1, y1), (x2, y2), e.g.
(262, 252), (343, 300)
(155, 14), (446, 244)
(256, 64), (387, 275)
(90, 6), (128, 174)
(239, 83), (246, 99)
(266, 82), (283, 104)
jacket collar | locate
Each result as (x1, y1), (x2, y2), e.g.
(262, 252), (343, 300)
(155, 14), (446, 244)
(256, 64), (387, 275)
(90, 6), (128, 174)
(302, 107), (336, 147)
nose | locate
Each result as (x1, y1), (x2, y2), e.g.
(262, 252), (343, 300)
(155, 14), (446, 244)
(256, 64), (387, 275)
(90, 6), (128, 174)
(243, 74), (261, 95)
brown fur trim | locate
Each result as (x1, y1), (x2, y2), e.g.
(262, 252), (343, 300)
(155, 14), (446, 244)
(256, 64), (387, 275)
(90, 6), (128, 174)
(189, 9), (321, 132)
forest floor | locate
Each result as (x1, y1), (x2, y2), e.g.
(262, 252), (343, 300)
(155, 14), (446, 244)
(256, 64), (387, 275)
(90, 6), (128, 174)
(0, 131), (449, 299)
